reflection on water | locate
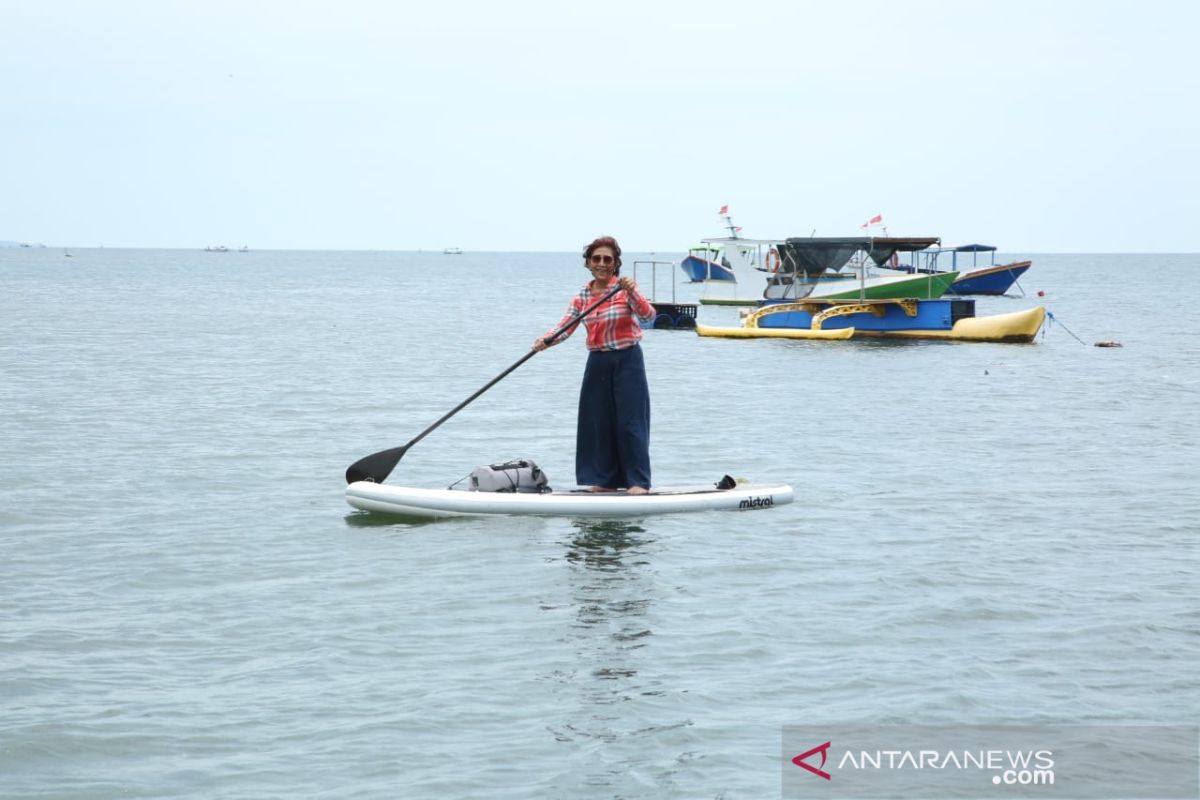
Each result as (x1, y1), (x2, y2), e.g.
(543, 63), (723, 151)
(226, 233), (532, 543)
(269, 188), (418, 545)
(564, 519), (648, 570)
(564, 520), (652, 676)
(342, 510), (454, 528)
(564, 520), (655, 684)
(544, 519), (692, 788)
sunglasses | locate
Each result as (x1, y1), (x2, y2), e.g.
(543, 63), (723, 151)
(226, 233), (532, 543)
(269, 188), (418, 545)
(589, 254), (615, 266)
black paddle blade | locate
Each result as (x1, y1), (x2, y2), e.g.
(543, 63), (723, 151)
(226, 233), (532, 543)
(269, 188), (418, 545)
(346, 445), (408, 484)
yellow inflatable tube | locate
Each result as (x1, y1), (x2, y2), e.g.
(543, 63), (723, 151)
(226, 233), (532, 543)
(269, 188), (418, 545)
(695, 324), (855, 340)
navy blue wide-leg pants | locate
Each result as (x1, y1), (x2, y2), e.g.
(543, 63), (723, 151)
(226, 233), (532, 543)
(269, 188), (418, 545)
(575, 345), (651, 490)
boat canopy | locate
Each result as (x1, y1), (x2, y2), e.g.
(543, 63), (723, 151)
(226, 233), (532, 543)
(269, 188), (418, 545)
(699, 236), (783, 246)
(941, 243), (997, 252)
(778, 236), (940, 274)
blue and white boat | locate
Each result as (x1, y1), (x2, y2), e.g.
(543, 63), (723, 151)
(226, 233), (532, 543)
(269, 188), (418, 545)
(896, 244), (1031, 295)
(679, 208), (772, 282)
(680, 244), (735, 281)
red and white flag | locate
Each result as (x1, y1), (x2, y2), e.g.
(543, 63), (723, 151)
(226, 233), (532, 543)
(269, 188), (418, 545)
(719, 205), (729, 215)
(860, 213), (883, 229)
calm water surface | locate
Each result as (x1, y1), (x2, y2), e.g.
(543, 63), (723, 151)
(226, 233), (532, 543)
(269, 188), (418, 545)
(2, 248), (1197, 798)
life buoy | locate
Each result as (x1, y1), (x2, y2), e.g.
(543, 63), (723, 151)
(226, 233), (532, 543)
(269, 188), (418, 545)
(766, 247), (781, 272)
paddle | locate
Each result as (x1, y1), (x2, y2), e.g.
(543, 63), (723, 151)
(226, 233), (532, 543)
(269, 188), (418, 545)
(345, 282), (625, 484)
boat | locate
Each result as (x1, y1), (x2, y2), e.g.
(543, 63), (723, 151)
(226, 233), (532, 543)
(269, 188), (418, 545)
(695, 238), (818, 307)
(690, 237), (786, 304)
(698, 294), (761, 307)
(680, 244), (735, 281)
(679, 208), (769, 283)
(765, 236), (949, 301)
(345, 480), (794, 520)
(894, 244), (1031, 295)
(443, 247), (463, 255)
(696, 297), (1046, 343)
(949, 260), (1031, 295)
(804, 269), (959, 301)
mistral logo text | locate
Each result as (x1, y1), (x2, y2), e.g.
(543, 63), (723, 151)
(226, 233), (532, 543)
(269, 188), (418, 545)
(738, 495), (774, 509)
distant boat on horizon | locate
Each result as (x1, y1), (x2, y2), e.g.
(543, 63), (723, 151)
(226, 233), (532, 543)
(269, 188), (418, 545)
(443, 247), (463, 255)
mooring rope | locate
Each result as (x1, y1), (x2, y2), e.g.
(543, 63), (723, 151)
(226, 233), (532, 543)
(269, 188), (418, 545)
(1045, 310), (1089, 345)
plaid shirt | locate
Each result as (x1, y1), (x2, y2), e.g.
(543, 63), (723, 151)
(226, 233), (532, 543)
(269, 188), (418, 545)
(544, 278), (656, 352)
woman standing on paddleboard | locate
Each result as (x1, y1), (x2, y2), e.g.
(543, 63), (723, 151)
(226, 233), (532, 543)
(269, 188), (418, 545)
(533, 236), (657, 494)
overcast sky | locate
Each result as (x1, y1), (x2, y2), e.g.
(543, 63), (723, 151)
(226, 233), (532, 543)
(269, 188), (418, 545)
(3, 0), (1196, 251)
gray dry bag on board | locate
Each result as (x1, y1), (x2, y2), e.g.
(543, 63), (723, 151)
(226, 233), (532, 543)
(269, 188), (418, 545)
(469, 459), (551, 494)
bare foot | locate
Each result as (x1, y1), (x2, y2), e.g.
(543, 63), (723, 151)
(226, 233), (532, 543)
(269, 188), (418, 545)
(627, 486), (649, 495)
(588, 486), (615, 493)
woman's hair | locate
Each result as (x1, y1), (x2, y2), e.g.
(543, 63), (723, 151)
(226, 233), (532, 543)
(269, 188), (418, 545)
(583, 235), (623, 276)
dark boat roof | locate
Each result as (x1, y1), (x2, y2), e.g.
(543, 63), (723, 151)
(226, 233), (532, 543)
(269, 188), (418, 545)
(782, 236), (941, 251)
(777, 236), (941, 274)
(946, 243), (997, 252)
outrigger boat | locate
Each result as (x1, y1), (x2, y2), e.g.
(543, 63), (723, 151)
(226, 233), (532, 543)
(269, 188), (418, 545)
(696, 297), (1046, 343)
(695, 234), (1043, 342)
(804, 269), (959, 301)
(765, 236), (952, 301)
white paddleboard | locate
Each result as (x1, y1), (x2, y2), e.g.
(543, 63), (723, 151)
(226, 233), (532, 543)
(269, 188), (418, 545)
(345, 481), (793, 520)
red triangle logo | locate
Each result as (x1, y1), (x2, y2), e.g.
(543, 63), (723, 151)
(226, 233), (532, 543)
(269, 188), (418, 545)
(792, 741), (832, 780)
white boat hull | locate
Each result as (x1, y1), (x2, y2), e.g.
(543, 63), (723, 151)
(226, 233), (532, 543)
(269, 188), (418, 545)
(345, 481), (794, 519)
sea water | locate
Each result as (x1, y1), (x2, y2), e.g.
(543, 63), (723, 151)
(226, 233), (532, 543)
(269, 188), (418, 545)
(1, 248), (1197, 798)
